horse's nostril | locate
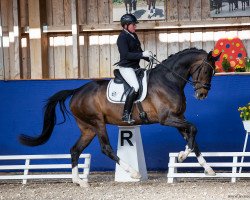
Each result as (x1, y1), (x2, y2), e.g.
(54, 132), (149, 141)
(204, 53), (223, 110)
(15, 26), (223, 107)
(198, 93), (206, 99)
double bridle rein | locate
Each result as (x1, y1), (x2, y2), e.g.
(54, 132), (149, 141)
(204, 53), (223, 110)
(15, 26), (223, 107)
(150, 56), (214, 91)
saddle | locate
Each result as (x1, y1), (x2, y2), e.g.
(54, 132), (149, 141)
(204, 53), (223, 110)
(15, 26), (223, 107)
(113, 68), (145, 101)
(106, 68), (150, 123)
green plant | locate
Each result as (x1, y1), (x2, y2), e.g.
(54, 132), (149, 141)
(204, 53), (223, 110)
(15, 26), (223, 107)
(245, 57), (250, 72)
(235, 64), (246, 72)
(238, 102), (250, 121)
(221, 57), (230, 72)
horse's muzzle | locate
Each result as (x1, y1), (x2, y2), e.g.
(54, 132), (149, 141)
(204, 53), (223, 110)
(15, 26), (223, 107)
(195, 88), (208, 100)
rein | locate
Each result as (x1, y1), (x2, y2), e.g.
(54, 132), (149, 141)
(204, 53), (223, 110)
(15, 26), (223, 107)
(150, 56), (214, 91)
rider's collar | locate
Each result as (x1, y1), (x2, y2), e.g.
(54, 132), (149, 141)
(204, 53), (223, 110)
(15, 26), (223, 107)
(123, 29), (135, 39)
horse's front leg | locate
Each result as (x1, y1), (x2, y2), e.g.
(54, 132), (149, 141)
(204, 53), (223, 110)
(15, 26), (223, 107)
(161, 115), (216, 176)
(177, 128), (216, 176)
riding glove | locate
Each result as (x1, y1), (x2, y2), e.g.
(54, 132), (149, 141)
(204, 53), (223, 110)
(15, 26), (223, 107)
(142, 50), (152, 58)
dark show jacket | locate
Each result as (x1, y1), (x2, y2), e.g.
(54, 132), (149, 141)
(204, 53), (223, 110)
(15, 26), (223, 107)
(116, 29), (149, 69)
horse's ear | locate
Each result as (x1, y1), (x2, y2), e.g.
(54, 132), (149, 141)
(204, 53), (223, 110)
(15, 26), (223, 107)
(214, 52), (222, 62)
(207, 51), (221, 62)
(207, 51), (213, 61)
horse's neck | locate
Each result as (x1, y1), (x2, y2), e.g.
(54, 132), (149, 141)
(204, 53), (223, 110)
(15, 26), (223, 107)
(150, 54), (195, 90)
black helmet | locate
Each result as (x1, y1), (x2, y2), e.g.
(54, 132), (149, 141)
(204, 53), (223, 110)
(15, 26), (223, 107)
(120, 14), (139, 27)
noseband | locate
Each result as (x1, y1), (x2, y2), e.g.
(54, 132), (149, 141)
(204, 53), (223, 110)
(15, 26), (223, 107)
(191, 59), (214, 91)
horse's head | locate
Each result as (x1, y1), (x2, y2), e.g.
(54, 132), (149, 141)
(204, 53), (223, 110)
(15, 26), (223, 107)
(190, 51), (221, 100)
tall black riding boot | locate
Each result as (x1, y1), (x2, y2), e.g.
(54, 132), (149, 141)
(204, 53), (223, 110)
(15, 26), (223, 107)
(122, 87), (138, 124)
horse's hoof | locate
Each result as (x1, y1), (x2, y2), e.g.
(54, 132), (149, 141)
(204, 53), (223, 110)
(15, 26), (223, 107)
(131, 171), (141, 179)
(73, 179), (90, 187)
(79, 182), (90, 188)
(178, 151), (186, 163)
(205, 169), (216, 176)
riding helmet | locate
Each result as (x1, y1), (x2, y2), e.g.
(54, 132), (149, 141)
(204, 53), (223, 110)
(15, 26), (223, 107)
(120, 14), (139, 27)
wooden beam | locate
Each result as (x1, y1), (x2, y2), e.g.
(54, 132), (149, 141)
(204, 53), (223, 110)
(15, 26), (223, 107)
(21, 36), (31, 79)
(64, 0), (71, 26)
(28, 0), (48, 79)
(99, 0), (109, 24)
(1, 0), (10, 80)
(20, 0), (29, 28)
(190, 0), (201, 21)
(12, 0), (21, 79)
(79, 33), (89, 78)
(99, 34), (110, 77)
(0, 0), (4, 80)
(52, 0), (64, 26)
(71, 0), (79, 78)
(42, 17), (250, 33)
(46, 0), (53, 26)
(178, 0), (190, 21)
(8, 0), (14, 80)
(167, 0), (178, 22)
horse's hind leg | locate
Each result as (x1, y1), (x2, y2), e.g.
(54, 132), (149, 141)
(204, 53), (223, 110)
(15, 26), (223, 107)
(96, 122), (141, 179)
(125, 3), (128, 14)
(70, 121), (96, 187)
(152, 1), (156, 16)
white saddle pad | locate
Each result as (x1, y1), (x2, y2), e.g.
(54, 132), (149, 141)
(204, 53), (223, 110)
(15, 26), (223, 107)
(106, 71), (148, 104)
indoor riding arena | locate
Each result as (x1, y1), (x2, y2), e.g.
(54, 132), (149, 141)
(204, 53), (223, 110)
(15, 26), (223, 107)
(1, 0), (250, 199)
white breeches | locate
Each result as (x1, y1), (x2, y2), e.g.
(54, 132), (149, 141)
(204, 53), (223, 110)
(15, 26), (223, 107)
(118, 67), (139, 92)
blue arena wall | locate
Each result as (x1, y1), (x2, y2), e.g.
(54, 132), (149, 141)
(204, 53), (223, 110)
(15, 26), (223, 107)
(0, 75), (250, 171)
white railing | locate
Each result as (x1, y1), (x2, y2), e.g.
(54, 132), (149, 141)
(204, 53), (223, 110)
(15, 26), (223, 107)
(0, 154), (91, 184)
(167, 152), (250, 183)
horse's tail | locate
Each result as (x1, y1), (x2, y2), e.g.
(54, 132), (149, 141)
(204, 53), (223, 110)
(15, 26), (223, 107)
(19, 88), (78, 146)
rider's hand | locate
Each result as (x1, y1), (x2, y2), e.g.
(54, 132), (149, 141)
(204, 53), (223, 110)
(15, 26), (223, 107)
(142, 50), (152, 58)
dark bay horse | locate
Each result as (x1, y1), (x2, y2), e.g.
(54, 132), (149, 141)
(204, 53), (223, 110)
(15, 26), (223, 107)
(214, 0), (223, 14)
(19, 48), (220, 187)
(124, 0), (137, 14)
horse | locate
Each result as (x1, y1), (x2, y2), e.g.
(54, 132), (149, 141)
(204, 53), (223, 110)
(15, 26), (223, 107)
(146, 0), (156, 18)
(124, 0), (137, 14)
(213, 0), (223, 14)
(239, 0), (247, 10)
(19, 48), (221, 187)
(228, 0), (237, 11)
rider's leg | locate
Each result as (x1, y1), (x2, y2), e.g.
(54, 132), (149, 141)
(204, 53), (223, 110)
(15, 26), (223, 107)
(118, 67), (139, 124)
(122, 87), (138, 124)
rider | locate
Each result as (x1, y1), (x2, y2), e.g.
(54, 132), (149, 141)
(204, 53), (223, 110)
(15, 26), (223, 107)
(116, 14), (152, 124)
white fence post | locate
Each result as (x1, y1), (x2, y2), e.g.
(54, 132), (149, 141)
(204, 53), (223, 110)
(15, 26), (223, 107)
(231, 156), (237, 183)
(167, 155), (177, 183)
(239, 132), (249, 173)
(167, 152), (250, 183)
(23, 159), (30, 184)
(83, 154), (91, 178)
(0, 154), (91, 184)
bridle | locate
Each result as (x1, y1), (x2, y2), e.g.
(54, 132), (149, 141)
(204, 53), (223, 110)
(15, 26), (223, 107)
(150, 54), (215, 91)
(191, 59), (215, 91)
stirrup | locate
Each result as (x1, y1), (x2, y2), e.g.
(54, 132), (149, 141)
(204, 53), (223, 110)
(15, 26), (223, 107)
(122, 113), (135, 125)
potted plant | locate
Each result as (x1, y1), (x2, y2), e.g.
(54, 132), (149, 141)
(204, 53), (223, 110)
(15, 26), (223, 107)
(245, 57), (250, 72)
(235, 64), (246, 72)
(221, 57), (231, 72)
(238, 102), (250, 132)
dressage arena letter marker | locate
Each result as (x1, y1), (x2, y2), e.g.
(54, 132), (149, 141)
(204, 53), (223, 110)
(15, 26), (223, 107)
(115, 126), (148, 182)
(121, 131), (133, 146)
